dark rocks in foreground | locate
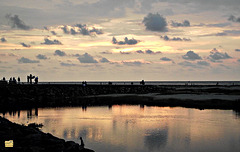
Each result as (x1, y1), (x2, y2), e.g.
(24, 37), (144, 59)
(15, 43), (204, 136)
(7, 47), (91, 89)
(0, 116), (94, 152)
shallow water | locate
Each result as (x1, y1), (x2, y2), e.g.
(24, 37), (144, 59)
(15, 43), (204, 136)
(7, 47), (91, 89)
(1, 106), (240, 152)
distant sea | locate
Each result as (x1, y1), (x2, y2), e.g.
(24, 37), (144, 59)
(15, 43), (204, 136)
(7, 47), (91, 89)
(36, 81), (240, 86)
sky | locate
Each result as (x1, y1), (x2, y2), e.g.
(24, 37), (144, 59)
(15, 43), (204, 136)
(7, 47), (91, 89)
(0, 0), (240, 81)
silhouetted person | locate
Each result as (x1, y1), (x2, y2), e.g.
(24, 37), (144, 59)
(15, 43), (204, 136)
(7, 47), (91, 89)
(80, 137), (85, 148)
(140, 80), (145, 85)
(3, 77), (6, 81)
(13, 77), (17, 84)
(17, 77), (20, 84)
(35, 76), (38, 84)
(27, 76), (30, 83)
(29, 74), (35, 84)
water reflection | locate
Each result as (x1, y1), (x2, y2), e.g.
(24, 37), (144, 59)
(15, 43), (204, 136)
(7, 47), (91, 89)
(144, 128), (168, 151)
(1, 106), (240, 152)
(233, 109), (240, 118)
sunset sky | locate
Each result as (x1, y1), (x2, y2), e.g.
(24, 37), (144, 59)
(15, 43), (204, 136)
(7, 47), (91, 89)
(0, 0), (240, 81)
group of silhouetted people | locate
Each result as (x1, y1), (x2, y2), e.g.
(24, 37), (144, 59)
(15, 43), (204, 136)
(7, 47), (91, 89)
(0, 74), (39, 85)
(0, 76), (21, 84)
(27, 74), (38, 84)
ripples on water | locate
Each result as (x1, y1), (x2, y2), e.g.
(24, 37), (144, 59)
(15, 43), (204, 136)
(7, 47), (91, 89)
(1, 106), (240, 152)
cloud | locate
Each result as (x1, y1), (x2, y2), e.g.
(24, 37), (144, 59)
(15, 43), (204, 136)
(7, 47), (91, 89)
(112, 37), (139, 45)
(77, 53), (98, 63)
(60, 62), (76, 67)
(36, 54), (48, 60)
(238, 59), (240, 63)
(134, 50), (161, 54)
(41, 38), (62, 45)
(100, 51), (112, 54)
(160, 57), (172, 61)
(160, 35), (191, 41)
(100, 57), (110, 63)
(145, 49), (161, 54)
(20, 42), (31, 47)
(197, 61), (210, 66)
(182, 51), (202, 60)
(142, 13), (167, 32)
(54, 50), (66, 56)
(18, 57), (39, 63)
(228, 15), (240, 23)
(120, 51), (131, 54)
(61, 24), (103, 36)
(208, 48), (232, 62)
(178, 61), (197, 68)
(1, 37), (7, 42)
(235, 49), (240, 52)
(171, 20), (190, 27)
(5, 14), (31, 30)
(136, 50), (144, 54)
(123, 61), (143, 66)
(51, 31), (57, 35)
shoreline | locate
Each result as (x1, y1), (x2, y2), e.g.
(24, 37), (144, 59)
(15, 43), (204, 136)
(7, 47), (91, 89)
(0, 116), (94, 152)
(0, 84), (240, 111)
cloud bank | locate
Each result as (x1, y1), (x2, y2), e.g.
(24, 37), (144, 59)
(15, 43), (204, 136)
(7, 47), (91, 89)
(18, 57), (39, 63)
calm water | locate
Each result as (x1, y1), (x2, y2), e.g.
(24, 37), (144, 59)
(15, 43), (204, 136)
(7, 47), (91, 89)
(1, 106), (240, 152)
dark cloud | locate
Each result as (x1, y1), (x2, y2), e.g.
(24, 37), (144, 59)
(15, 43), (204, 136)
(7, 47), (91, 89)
(171, 20), (190, 27)
(182, 51), (202, 60)
(41, 38), (62, 45)
(238, 59), (240, 62)
(61, 24), (103, 36)
(36, 54), (48, 60)
(100, 51), (112, 54)
(160, 57), (172, 61)
(197, 61), (210, 66)
(54, 50), (66, 56)
(142, 13), (168, 32)
(70, 28), (77, 35)
(145, 49), (161, 54)
(228, 15), (240, 23)
(136, 50), (144, 54)
(100, 57), (110, 63)
(123, 61), (142, 66)
(160, 35), (191, 41)
(18, 57), (39, 63)
(5, 14), (31, 30)
(77, 53), (98, 63)
(235, 49), (240, 52)
(178, 61), (197, 68)
(60, 62), (76, 67)
(43, 26), (48, 30)
(1, 37), (7, 42)
(51, 31), (57, 35)
(112, 37), (139, 45)
(208, 48), (232, 62)
(20, 42), (31, 48)
(62, 26), (69, 34)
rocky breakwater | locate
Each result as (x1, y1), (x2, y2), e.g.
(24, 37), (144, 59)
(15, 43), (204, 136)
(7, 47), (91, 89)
(0, 116), (94, 152)
(0, 84), (160, 111)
